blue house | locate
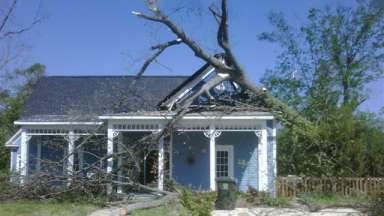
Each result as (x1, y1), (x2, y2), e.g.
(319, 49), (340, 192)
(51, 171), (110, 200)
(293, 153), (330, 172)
(5, 63), (277, 195)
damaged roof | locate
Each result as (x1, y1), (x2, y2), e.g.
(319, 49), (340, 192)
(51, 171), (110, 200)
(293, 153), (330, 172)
(20, 76), (188, 121)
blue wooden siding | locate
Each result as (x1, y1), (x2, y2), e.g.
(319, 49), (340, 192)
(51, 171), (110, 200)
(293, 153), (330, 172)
(216, 132), (258, 191)
(172, 131), (210, 190)
(172, 131), (259, 192)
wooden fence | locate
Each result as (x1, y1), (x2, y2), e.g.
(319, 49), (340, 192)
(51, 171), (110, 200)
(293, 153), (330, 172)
(277, 176), (384, 197)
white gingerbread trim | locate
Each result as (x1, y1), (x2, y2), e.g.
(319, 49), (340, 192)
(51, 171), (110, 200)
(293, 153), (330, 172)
(203, 130), (222, 138)
(112, 130), (120, 138)
(254, 130), (262, 138)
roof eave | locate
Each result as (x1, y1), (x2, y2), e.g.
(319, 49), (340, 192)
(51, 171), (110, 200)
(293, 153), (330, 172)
(14, 121), (104, 126)
(5, 129), (21, 147)
(99, 111), (274, 120)
(158, 63), (214, 108)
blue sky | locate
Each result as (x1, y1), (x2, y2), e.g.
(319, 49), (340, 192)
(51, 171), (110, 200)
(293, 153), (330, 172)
(14, 0), (384, 113)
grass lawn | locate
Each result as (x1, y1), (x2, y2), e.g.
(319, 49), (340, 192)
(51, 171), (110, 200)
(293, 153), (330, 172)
(0, 200), (97, 216)
(298, 192), (371, 208)
(131, 202), (189, 216)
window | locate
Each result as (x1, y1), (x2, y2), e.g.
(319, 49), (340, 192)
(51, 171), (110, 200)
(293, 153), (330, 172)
(216, 145), (234, 178)
(216, 150), (229, 177)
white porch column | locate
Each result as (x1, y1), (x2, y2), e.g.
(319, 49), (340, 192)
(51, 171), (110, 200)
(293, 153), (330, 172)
(36, 138), (41, 172)
(158, 126), (165, 191)
(65, 130), (77, 184)
(20, 128), (31, 182)
(107, 122), (115, 194)
(209, 126), (216, 191)
(256, 123), (269, 192)
(204, 125), (222, 191)
(79, 144), (84, 172)
(117, 133), (123, 193)
(10, 149), (16, 172)
(272, 120), (277, 197)
(16, 147), (21, 173)
(169, 130), (173, 179)
(273, 123), (277, 178)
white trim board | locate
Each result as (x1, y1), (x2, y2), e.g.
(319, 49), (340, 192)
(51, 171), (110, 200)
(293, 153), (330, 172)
(99, 115), (274, 120)
(5, 129), (21, 147)
(14, 121), (103, 126)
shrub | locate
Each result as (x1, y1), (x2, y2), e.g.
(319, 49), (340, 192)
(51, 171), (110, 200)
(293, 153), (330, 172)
(164, 179), (177, 192)
(179, 188), (216, 216)
(240, 187), (290, 207)
(369, 192), (384, 216)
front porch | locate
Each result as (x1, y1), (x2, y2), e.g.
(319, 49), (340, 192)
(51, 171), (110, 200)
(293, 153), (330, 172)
(7, 113), (277, 194)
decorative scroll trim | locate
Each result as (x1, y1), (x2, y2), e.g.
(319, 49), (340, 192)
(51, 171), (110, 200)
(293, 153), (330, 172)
(254, 130), (262, 138)
(63, 134), (81, 142)
(112, 130), (120, 138)
(203, 130), (222, 138)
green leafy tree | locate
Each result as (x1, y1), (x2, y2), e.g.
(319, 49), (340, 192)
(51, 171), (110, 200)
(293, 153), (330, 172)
(0, 63), (45, 170)
(260, 1), (384, 176)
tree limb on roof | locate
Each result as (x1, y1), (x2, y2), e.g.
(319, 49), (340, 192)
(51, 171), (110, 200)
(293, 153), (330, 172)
(131, 0), (319, 144)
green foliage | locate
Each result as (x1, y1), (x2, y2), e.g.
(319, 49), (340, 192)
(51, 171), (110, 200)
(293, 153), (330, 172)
(240, 187), (290, 207)
(54, 190), (107, 206)
(260, 1), (384, 177)
(0, 63), (45, 171)
(298, 192), (370, 211)
(0, 200), (96, 216)
(260, 2), (384, 112)
(131, 202), (189, 216)
(278, 108), (384, 176)
(179, 188), (216, 216)
(369, 192), (384, 216)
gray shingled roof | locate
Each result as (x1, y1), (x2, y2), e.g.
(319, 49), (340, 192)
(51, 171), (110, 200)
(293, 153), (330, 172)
(20, 76), (188, 121)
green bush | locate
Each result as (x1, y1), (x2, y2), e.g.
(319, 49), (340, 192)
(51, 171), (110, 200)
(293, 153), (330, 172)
(240, 187), (290, 207)
(54, 190), (107, 206)
(263, 195), (290, 207)
(369, 192), (384, 216)
(179, 188), (216, 216)
(164, 179), (177, 192)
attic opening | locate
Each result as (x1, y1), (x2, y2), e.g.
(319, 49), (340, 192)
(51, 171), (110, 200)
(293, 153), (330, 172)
(163, 67), (245, 111)
(194, 79), (243, 105)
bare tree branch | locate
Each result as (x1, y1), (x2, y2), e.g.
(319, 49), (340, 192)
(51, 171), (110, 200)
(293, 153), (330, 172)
(209, 4), (221, 24)
(1, 18), (43, 39)
(0, 0), (17, 34)
(130, 1), (317, 138)
(129, 38), (182, 88)
(132, 6), (230, 72)
(0, 0), (44, 77)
